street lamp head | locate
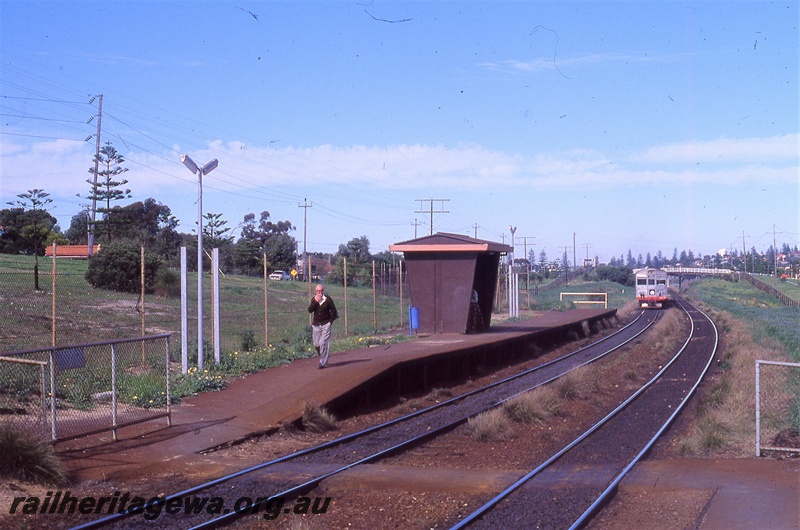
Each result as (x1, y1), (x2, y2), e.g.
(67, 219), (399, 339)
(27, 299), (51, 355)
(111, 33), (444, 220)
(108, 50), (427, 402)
(181, 154), (199, 174)
(201, 159), (219, 174)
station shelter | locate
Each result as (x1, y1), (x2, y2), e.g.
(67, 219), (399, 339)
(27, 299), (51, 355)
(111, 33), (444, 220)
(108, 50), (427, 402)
(389, 233), (511, 334)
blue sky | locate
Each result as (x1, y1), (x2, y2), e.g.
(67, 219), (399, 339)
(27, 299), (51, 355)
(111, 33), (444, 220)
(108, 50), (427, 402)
(1, 0), (798, 263)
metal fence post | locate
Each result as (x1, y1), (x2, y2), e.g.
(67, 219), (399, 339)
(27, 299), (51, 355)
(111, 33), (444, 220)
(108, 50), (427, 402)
(48, 350), (56, 441)
(166, 335), (172, 426)
(213, 248), (220, 365)
(39, 361), (47, 438)
(755, 359), (761, 457)
(112, 343), (118, 441)
(181, 247), (188, 374)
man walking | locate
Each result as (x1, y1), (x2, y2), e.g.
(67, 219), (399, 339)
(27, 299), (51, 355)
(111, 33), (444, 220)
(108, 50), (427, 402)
(308, 284), (338, 369)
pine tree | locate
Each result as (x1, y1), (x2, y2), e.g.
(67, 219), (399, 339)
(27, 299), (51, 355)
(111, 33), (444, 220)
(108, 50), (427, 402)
(7, 189), (53, 290)
(86, 142), (131, 243)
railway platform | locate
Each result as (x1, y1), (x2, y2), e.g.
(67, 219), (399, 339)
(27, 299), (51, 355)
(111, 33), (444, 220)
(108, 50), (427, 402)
(51, 306), (798, 530)
(56, 308), (615, 482)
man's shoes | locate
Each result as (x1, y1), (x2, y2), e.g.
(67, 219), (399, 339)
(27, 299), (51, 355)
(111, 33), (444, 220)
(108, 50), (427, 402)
(318, 363), (324, 369)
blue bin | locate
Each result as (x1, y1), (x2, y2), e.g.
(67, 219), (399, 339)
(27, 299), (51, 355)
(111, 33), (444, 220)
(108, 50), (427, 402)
(409, 305), (419, 335)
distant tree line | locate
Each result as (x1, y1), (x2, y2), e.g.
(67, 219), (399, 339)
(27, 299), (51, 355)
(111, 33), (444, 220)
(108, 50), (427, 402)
(2, 141), (797, 292)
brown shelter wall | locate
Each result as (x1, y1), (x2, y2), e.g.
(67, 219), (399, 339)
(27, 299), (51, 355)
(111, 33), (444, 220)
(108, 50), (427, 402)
(406, 252), (476, 334)
(405, 251), (501, 334)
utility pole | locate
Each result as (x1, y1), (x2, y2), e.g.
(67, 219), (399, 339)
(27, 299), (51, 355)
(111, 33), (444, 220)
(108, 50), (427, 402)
(773, 224), (779, 278)
(573, 232), (576, 274)
(298, 198), (312, 286)
(742, 231), (747, 273)
(516, 236), (535, 310)
(473, 223), (479, 239)
(584, 243), (592, 267)
(411, 218), (421, 239)
(509, 226), (518, 318)
(87, 94), (103, 257)
(415, 197), (449, 235)
(516, 236), (536, 270)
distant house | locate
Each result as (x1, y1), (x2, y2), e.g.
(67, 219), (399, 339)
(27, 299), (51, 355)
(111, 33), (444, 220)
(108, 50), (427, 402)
(44, 245), (100, 259)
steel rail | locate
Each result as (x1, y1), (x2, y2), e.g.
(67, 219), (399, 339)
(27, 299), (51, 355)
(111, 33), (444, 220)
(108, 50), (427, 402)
(569, 297), (718, 529)
(187, 311), (661, 529)
(451, 297), (716, 529)
(71, 310), (655, 530)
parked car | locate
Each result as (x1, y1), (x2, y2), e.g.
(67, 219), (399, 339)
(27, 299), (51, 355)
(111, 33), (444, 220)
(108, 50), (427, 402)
(269, 270), (291, 281)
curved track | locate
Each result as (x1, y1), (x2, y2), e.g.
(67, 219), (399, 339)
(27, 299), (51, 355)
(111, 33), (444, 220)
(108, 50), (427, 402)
(71, 310), (659, 529)
(450, 295), (718, 529)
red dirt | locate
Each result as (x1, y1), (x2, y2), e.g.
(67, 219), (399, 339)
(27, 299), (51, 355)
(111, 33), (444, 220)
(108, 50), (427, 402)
(1, 309), (797, 529)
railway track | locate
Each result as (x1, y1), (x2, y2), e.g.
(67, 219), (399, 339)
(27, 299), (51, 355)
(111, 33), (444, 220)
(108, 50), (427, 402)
(451, 294), (718, 529)
(70, 309), (659, 529)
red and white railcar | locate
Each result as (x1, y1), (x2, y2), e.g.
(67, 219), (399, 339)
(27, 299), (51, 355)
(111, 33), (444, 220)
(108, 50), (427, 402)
(635, 267), (669, 308)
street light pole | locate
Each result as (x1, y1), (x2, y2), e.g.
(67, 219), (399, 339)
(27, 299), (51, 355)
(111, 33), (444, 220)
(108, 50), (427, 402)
(509, 225), (517, 318)
(181, 154), (219, 371)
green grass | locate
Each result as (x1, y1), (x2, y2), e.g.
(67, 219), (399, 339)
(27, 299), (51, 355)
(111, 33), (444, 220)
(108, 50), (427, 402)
(686, 278), (800, 362)
(0, 254), (409, 354)
(751, 274), (800, 303)
(680, 277), (800, 454)
(528, 279), (633, 311)
(0, 254), (413, 410)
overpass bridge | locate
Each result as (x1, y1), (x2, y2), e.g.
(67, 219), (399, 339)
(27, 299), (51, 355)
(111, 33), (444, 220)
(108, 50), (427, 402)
(661, 267), (733, 276)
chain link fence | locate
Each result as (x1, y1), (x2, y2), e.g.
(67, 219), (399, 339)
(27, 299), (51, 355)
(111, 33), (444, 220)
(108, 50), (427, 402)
(755, 359), (800, 455)
(0, 334), (171, 442)
(0, 253), (410, 361)
(738, 272), (800, 307)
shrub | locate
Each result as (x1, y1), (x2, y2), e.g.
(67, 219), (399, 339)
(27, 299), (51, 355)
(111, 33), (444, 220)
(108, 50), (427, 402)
(153, 267), (180, 298)
(465, 408), (512, 441)
(695, 418), (730, 450)
(119, 371), (169, 408)
(172, 367), (227, 400)
(503, 386), (560, 423)
(301, 402), (337, 432)
(85, 242), (162, 293)
(240, 330), (258, 352)
(555, 366), (595, 400)
(0, 424), (66, 484)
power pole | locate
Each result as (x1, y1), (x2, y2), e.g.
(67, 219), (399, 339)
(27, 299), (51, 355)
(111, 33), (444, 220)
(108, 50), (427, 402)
(473, 223), (479, 239)
(516, 236), (535, 310)
(415, 197), (449, 235)
(573, 232), (576, 274)
(87, 94), (103, 257)
(298, 198), (312, 286)
(411, 218), (421, 239)
(773, 224), (779, 278)
(516, 236), (536, 269)
(742, 231), (747, 273)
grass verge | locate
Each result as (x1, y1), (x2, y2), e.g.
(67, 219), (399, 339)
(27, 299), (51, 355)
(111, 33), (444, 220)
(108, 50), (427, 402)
(676, 279), (800, 456)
